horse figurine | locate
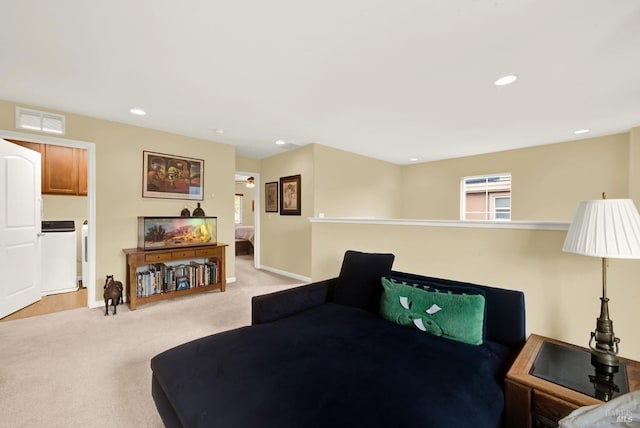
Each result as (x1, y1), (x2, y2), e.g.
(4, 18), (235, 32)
(103, 275), (123, 316)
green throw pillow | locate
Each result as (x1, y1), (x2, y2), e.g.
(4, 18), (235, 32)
(379, 277), (485, 345)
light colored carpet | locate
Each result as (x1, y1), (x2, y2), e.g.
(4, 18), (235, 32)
(0, 256), (304, 428)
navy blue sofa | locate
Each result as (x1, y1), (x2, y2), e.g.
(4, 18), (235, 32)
(151, 251), (525, 427)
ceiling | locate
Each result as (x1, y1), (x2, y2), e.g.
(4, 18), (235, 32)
(1, 1), (639, 165)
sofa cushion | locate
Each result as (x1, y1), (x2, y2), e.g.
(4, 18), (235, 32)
(379, 277), (486, 345)
(386, 273), (488, 338)
(390, 270), (526, 348)
(388, 272), (486, 296)
(333, 250), (395, 312)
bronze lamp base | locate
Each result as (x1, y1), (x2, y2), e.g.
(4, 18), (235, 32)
(589, 296), (620, 374)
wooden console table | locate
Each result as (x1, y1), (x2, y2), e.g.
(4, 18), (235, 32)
(122, 243), (227, 311)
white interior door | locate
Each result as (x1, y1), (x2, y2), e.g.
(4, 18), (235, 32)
(0, 139), (42, 318)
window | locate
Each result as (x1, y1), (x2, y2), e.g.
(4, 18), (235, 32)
(16, 107), (65, 135)
(234, 193), (243, 224)
(493, 196), (511, 221)
(461, 174), (511, 221)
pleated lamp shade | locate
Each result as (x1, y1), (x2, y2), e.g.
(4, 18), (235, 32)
(563, 199), (640, 259)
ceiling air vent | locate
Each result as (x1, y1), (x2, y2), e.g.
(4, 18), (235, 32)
(277, 142), (302, 151)
(16, 107), (65, 135)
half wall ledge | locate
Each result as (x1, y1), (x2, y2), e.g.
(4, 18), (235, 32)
(308, 217), (570, 231)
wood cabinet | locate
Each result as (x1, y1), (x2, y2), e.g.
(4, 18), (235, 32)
(9, 140), (87, 196)
(505, 334), (640, 427)
(43, 144), (79, 195)
(122, 244), (227, 311)
(10, 140), (42, 154)
(78, 147), (88, 195)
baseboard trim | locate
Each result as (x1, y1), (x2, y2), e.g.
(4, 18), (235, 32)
(89, 277), (237, 308)
(258, 265), (311, 283)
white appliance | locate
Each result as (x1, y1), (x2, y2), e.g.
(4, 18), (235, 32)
(81, 222), (88, 289)
(41, 220), (78, 295)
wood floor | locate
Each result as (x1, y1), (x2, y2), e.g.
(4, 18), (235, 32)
(1, 287), (87, 322)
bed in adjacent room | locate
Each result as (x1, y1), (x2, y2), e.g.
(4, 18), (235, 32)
(235, 224), (254, 255)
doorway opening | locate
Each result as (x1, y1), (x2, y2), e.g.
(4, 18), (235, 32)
(0, 129), (96, 316)
(234, 171), (260, 270)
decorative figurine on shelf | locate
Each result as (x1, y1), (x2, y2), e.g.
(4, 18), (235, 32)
(103, 274), (123, 316)
(193, 202), (205, 216)
(180, 207), (191, 217)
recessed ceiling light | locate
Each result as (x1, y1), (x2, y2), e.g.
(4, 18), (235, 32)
(494, 75), (518, 86)
(409, 157), (419, 162)
(574, 129), (590, 135)
(275, 140), (286, 145)
(212, 128), (224, 134)
(130, 108), (147, 116)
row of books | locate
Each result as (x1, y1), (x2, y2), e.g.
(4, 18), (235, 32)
(136, 258), (221, 298)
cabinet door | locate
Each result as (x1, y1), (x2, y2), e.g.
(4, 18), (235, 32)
(77, 148), (87, 196)
(43, 145), (78, 195)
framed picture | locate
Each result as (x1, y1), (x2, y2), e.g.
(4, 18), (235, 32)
(265, 181), (278, 212)
(280, 174), (301, 215)
(142, 151), (203, 200)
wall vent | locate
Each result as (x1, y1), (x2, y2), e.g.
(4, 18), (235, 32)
(277, 142), (302, 151)
(16, 107), (65, 135)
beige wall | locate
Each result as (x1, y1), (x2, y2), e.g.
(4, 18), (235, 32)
(236, 156), (261, 175)
(313, 144), (402, 218)
(310, 221), (640, 361)
(0, 99), (236, 303)
(259, 145), (315, 277)
(308, 128), (640, 360)
(258, 133), (635, 283)
(629, 127), (640, 203)
(401, 133), (629, 220)
(258, 144), (403, 277)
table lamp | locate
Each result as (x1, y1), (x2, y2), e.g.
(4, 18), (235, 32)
(562, 193), (640, 372)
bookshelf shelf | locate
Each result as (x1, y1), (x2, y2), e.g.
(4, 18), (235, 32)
(122, 243), (227, 311)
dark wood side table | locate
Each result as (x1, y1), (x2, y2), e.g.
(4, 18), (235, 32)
(505, 334), (640, 427)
